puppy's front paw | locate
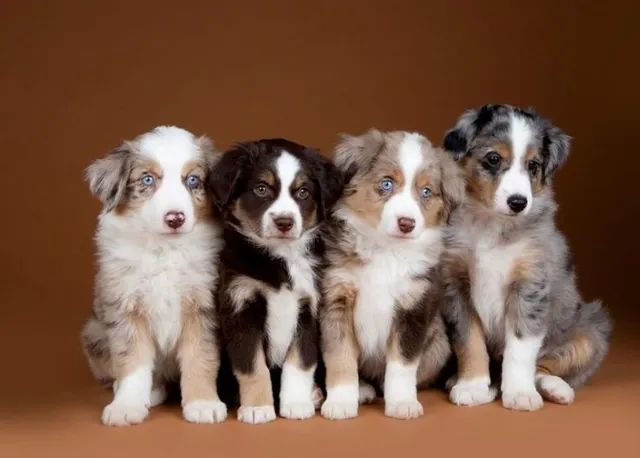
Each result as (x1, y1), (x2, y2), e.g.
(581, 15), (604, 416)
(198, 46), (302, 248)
(450, 379), (497, 406)
(321, 400), (358, 420)
(183, 400), (227, 423)
(502, 389), (544, 411)
(311, 384), (324, 409)
(536, 375), (575, 405)
(359, 382), (376, 404)
(280, 401), (315, 420)
(237, 405), (276, 424)
(101, 402), (149, 426)
(385, 400), (424, 419)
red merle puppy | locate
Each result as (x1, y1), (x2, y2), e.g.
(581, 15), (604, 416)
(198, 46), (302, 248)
(209, 139), (343, 424)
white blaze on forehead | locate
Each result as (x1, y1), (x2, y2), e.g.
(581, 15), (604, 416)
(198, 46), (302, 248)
(494, 114), (534, 215)
(137, 126), (199, 165)
(262, 150), (303, 238)
(397, 133), (425, 191)
(274, 151), (301, 192)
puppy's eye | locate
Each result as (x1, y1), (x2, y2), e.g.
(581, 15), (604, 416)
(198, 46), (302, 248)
(379, 178), (394, 193)
(141, 175), (155, 187)
(420, 187), (432, 199)
(485, 152), (502, 166)
(296, 187), (310, 200)
(254, 183), (269, 197)
(528, 160), (540, 176)
(185, 175), (200, 189)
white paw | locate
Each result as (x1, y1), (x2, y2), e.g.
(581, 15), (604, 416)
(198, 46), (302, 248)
(321, 400), (358, 420)
(183, 400), (227, 423)
(280, 401), (315, 420)
(385, 399), (424, 419)
(536, 375), (575, 405)
(502, 389), (544, 411)
(150, 385), (167, 407)
(359, 382), (376, 404)
(237, 405), (276, 424)
(101, 402), (149, 426)
(450, 379), (497, 406)
(311, 385), (324, 409)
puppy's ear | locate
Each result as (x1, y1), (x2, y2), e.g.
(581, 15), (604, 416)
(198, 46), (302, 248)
(443, 105), (495, 160)
(312, 152), (344, 220)
(85, 144), (133, 212)
(334, 128), (385, 184)
(197, 135), (222, 174)
(208, 145), (252, 213)
(437, 148), (466, 218)
(542, 124), (571, 181)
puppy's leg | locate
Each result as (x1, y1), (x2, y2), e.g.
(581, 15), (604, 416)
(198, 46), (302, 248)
(320, 283), (360, 420)
(416, 314), (451, 387)
(441, 255), (495, 406)
(384, 337), (423, 420)
(280, 300), (317, 420)
(177, 299), (226, 424)
(101, 312), (155, 426)
(502, 268), (550, 411)
(234, 347), (275, 424)
(81, 316), (113, 385)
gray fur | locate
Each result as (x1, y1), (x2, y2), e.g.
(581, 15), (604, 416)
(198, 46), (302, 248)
(85, 144), (133, 212)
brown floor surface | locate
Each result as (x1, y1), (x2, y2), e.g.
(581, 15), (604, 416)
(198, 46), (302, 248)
(2, 329), (638, 458)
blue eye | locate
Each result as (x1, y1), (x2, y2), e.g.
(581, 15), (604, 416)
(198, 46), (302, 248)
(141, 175), (155, 186)
(185, 175), (200, 189)
(421, 187), (432, 198)
(379, 178), (394, 193)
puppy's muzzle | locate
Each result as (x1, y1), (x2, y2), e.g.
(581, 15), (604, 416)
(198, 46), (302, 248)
(272, 215), (294, 234)
(397, 217), (416, 234)
(164, 211), (186, 229)
(507, 195), (528, 214)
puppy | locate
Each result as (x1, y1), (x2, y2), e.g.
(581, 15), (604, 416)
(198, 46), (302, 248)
(210, 139), (343, 424)
(320, 130), (460, 420)
(441, 104), (611, 411)
(82, 126), (227, 426)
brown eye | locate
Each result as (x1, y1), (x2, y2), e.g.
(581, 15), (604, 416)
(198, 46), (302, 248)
(486, 152), (502, 166)
(254, 183), (269, 197)
(528, 160), (540, 176)
(296, 187), (310, 200)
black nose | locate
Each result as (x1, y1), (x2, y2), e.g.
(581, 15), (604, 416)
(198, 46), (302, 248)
(273, 216), (294, 233)
(165, 211), (185, 229)
(397, 217), (416, 234)
(507, 195), (528, 213)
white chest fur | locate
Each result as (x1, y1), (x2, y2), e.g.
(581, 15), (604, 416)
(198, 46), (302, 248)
(265, 240), (319, 367)
(471, 233), (527, 337)
(97, 217), (220, 355)
(344, 228), (441, 360)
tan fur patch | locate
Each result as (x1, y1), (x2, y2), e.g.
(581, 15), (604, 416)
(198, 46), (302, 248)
(234, 348), (274, 407)
(537, 333), (594, 376)
(455, 313), (491, 381)
(112, 308), (156, 380)
(257, 170), (276, 187)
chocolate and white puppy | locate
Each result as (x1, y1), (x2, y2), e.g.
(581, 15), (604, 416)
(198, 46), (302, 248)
(82, 126), (227, 426)
(320, 130), (460, 420)
(210, 139), (343, 424)
(442, 104), (611, 411)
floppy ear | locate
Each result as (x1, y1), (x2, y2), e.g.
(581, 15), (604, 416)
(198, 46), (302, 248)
(334, 128), (385, 184)
(541, 124), (571, 181)
(437, 148), (466, 218)
(207, 145), (253, 214)
(443, 105), (496, 161)
(312, 152), (344, 220)
(197, 135), (222, 176)
(85, 144), (133, 212)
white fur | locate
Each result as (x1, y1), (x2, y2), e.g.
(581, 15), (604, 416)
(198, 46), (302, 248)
(501, 329), (544, 411)
(358, 381), (376, 404)
(262, 151), (303, 238)
(495, 114), (534, 215)
(471, 233), (528, 337)
(279, 362), (316, 419)
(182, 400), (227, 423)
(380, 133), (427, 238)
(237, 405), (277, 424)
(449, 376), (497, 406)
(536, 373), (575, 404)
(102, 364), (152, 426)
(384, 360), (423, 419)
(322, 384), (359, 420)
(130, 126), (203, 234)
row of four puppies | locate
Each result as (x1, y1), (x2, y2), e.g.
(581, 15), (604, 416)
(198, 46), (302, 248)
(81, 124), (454, 425)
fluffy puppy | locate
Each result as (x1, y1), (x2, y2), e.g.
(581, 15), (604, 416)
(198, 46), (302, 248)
(441, 104), (611, 411)
(320, 130), (460, 420)
(210, 139), (343, 424)
(82, 126), (227, 426)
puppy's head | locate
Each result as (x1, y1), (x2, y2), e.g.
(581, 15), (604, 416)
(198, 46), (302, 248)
(86, 126), (218, 234)
(209, 139), (343, 243)
(443, 104), (570, 217)
(334, 129), (464, 239)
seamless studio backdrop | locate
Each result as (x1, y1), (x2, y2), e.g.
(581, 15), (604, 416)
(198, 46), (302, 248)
(1, 1), (638, 457)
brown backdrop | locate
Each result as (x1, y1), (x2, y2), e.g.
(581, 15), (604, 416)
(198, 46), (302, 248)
(1, 1), (638, 457)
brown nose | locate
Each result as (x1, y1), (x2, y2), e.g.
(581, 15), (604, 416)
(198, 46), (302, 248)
(165, 211), (185, 229)
(397, 217), (416, 234)
(273, 216), (294, 233)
